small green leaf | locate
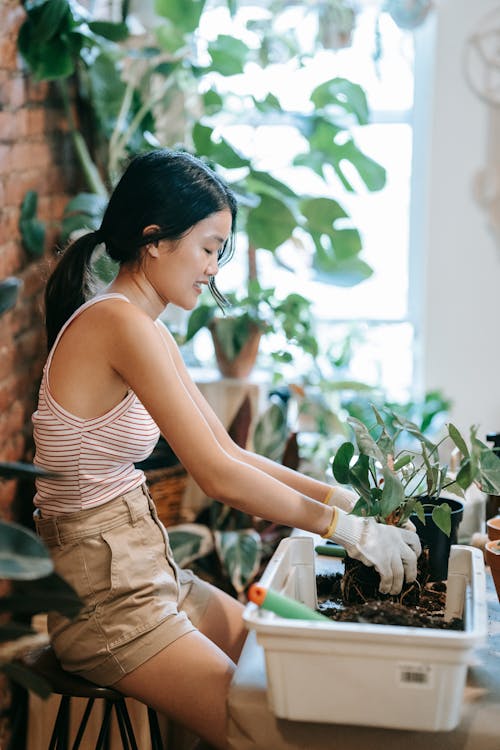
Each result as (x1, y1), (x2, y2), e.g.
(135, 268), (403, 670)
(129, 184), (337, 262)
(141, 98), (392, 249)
(214, 529), (262, 594)
(332, 442), (354, 484)
(88, 20), (129, 42)
(19, 191), (45, 257)
(432, 503), (452, 536)
(448, 423), (469, 459)
(0, 278), (22, 316)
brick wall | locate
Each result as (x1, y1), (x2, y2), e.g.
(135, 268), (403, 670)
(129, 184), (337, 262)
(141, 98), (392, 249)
(0, 0), (78, 524)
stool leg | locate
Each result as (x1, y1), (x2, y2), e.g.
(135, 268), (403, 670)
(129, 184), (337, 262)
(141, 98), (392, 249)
(147, 707), (164, 750)
(71, 698), (95, 750)
(49, 695), (70, 750)
(94, 700), (113, 750)
(114, 699), (139, 750)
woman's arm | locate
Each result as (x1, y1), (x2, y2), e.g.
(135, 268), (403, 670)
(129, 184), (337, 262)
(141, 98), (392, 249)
(155, 320), (338, 504)
(105, 306), (333, 536)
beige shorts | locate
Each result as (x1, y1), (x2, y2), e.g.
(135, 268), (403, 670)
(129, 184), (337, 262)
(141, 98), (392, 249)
(34, 484), (213, 686)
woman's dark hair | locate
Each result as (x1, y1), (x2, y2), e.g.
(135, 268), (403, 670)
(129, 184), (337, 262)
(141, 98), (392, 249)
(45, 149), (238, 349)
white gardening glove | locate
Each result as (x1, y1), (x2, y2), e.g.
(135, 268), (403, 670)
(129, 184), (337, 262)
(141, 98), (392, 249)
(325, 508), (422, 595)
(323, 485), (359, 513)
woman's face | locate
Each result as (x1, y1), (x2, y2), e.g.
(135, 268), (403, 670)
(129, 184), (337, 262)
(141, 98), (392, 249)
(145, 209), (232, 310)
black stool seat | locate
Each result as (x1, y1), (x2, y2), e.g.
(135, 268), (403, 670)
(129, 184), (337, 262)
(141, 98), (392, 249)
(21, 645), (164, 750)
(23, 645), (122, 700)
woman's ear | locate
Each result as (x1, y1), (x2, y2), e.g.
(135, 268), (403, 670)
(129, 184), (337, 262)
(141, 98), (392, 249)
(142, 224), (161, 258)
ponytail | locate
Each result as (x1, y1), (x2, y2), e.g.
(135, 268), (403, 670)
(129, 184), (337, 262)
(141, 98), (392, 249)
(45, 231), (101, 351)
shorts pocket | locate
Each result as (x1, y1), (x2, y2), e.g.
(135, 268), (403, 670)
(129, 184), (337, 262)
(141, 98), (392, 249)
(99, 514), (180, 649)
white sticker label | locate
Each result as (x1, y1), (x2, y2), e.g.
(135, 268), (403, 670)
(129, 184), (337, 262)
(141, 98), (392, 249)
(398, 663), (434, 688)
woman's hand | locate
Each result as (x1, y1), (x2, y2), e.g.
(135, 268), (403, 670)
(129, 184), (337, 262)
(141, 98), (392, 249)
(326, 509), (422, 595)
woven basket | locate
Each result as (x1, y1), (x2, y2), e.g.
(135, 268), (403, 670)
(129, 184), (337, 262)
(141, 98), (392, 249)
(144, 463), (189, 527)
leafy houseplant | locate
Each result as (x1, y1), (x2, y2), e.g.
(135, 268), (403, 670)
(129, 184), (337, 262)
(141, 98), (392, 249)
(184, 280), (319, 378)
(17, 0), (386, 375)
(331, 406), (500, 599)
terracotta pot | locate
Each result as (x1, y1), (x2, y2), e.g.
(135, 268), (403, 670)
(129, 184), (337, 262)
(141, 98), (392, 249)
(210, 321), (262, 379)
(485, 539), (500, 602)
(486, 515), (500, 541)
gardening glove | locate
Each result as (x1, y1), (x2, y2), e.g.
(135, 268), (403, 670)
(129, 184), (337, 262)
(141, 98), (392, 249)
(323, 508), (422, 596)
(322, 485), (359, 513)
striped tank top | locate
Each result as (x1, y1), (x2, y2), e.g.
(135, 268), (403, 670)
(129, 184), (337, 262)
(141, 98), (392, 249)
(32, 294), (161, 516)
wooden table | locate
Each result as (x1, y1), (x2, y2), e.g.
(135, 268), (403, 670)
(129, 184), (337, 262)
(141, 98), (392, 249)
(228, 556), (500, 750)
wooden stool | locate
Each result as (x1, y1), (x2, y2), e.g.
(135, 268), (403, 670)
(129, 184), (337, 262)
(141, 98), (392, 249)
(22, 645), (164, 750)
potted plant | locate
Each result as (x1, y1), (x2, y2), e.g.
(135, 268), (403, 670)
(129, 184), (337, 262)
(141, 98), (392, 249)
(331, 405), (500, 598)
(184, 279), (319, 378)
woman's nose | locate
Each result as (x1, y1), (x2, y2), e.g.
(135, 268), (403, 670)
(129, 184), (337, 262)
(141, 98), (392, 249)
(207, 255), (219, 276)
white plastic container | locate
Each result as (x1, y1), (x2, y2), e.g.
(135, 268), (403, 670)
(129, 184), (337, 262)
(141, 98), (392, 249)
(243, 536), (487, 731)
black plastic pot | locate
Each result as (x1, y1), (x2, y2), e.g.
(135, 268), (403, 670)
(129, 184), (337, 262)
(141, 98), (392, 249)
(410, 497), (464, 581)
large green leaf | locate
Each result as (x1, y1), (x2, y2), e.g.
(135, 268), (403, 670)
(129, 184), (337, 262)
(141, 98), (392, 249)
(310, 77), (369, 125)
(0, 573), (82, 619)
(214, 529), (262, 595)
(155, 0), (206, 33)
(87, 52), (127, 137)
(168, 524), (214, 568)
(207, 35), (248, 76)
(246, 195), (296, 251)
(0, 521), (53, 581)
(2, 662), (51, 699)
(332, 138), (386, 192)
(192, 123), (250, 168)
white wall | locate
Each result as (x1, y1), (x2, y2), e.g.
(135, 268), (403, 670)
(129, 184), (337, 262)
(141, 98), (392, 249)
(414, 0), (500, 440)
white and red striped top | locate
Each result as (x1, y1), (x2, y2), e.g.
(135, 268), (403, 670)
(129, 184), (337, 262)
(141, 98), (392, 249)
(32, 294), (160, 516)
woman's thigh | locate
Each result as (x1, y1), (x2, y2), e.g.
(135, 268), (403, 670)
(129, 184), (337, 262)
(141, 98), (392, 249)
(194, 583), (247, 664)
(114, 629), (235, 750)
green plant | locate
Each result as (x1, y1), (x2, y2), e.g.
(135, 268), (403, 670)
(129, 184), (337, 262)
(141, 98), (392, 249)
(184, 279), (318, 365)
(331, 405), (500, 535)
(0, 279), (81, 697)
(17, 0), (386, 372)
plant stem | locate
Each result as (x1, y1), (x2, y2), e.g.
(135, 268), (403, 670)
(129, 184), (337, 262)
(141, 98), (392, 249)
(57, 80), (108, 197)
(248, 242), (257, 285)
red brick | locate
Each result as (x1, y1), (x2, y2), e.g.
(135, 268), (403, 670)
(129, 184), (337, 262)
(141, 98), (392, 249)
(0, 35), (18, 72)
(0, 144), (10, 173)
(5, 75), (26, 110)
(0, 2), (25, 35)
(21, 263), (47, 298)
(0, 240), (22, 277)
(26, 107), (46, 137)
(4, 170), (40, 206)
(0, 110), (17, 142)
(11, 140), (52, 171)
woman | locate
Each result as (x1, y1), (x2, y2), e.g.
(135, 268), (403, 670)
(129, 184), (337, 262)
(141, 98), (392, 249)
(32, 149), (420, 750)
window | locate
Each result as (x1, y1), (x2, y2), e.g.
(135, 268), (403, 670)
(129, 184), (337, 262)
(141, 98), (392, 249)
(192, 3), (417, 401)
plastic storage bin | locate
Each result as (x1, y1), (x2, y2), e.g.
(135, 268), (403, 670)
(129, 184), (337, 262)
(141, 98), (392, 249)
(243, 536), (487, 731)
